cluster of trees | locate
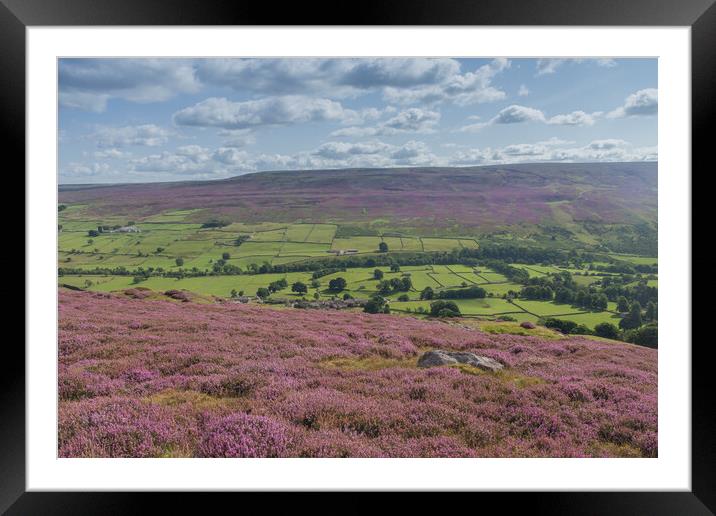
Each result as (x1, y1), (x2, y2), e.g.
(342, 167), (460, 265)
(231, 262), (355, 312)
(363, 295), (390, 314)
(256, 278), (289, 299)
(420, 285), (486, 300)
(377, 276), (412, 295)
(429, 300), (461, 317)
(518, 270), (655, 317)
(328, 277), (347, 291)
(544, 317), (658, 348)
(234, 235), (250, 247)
(200, 219), (230, 229)
(312, 267), (345, 279)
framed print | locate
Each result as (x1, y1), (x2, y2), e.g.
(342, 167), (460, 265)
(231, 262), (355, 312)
(4, 0), (712, 512)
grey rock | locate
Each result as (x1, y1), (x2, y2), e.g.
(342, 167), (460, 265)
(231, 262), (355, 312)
(417, 350), (504, 371)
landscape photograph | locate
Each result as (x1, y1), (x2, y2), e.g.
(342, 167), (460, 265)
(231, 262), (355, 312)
(57, 57), (658, 458)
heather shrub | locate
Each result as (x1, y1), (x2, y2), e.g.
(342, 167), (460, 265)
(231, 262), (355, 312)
(198, 413), (293, 458)
(59, 398), (191, 458)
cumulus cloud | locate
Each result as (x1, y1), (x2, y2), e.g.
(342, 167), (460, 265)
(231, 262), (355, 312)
(607, 88), (658, 118)
(459, 104), (545, 131)
(491, 105), (546, 124)
(92, 124), (171, 148)
(518, 84), (530, 97)
(59, 59), (201, 112)
(195, 58), (461, 97)
(461, 106), (601, 131)
(312, 141), (388, 160)
(547, 110), (600, 126)
(535, 58), (618, 76)
(173, 96), (356, 130)
(331, 108), (440, 137)
(447, 138), (656, 167)
(92, 148), (130, 159)
(383, 58), (510, 106)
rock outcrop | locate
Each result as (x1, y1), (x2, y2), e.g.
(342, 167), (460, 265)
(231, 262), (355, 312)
(417, 350), (504, 371)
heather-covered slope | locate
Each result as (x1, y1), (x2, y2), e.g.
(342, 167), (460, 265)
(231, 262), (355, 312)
(59, 290), (657, 458)
(58, 162), (657, 234)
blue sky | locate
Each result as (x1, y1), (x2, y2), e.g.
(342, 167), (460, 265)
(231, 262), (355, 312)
(58, 58), (657, 184)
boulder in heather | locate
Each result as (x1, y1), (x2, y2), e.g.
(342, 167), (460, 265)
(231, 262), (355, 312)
(520, 321), (536, 329)
(417, 350), (504, 371)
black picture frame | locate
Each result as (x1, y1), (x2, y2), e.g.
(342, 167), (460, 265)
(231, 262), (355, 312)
(4, 0), (710, 513)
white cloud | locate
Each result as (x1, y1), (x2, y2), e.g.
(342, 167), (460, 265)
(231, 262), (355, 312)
(92, 148), (130, 159)
(460, 106), (603, 131)
(92, 124), (171, 148)
(383, 58), (509, 106)
(195, 58), (461, 97)
(380, 108), (440, 133)
(331, 108), (440, 137)
(491, 104), (546, 124)
(59, 59), (201, 112)
(547, 110), (600, 126)
(518, 84), (530, 97)
(535, 58), (618, 76)
(445, 138), (655, 167)
(173, 96), (356, 130)
(313, 141), (391, 160)
(607, 88), (658, 118)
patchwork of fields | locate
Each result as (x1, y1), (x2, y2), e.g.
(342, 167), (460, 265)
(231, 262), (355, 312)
(59, 207), (656, 331)
(60, 264), (628, 329)
(60, 213), (478, 271)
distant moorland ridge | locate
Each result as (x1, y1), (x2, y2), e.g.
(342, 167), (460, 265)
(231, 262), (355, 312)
(59, 162), (657, 234)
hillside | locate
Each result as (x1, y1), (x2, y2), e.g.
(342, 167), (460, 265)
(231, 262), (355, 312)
(59, 289), (657, 458)
(58, 162), (657, 237)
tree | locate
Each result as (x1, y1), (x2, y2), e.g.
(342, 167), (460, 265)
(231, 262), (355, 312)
(399, 276), (412, 291)
(328, 277), (347, 291)
(256, 287), (270, 299)
(175, 257), (184, 267)
(88, 229), (99, 238)
(625, 323), (658, 348)
(378, 242), (389, 253)
(616, 296), (630, 312)
(373, 269), (384, 280)
(230, 289), (238, 298)
(363, 295), (389, 314)
(377, 280), (392, 295)
(222, 252), (231, 260)
(645, 301), (657, 321)
(343, 292), (353, 300)
(390, 264), (400, 272)
(291, 281), (308, 294)
(429, 300), (461, 317)
(591, 293), (608, 311)
(594, 322), (620, 340)
(420, 286), (434, 300)
(397, 294), (410, 302)
(619, 301), (643, 330)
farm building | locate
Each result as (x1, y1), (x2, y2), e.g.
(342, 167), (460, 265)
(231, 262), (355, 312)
(113, 225), (141, 233)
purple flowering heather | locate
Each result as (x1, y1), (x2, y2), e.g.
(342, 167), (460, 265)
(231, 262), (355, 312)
(59, 290), (657, 458)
